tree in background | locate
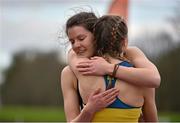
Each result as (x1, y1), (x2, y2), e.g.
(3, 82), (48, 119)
(155, 1), (180, 112)
(0, 50), (66, 107)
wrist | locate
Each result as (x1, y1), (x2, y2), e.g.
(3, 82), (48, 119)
(84, 104), (96, 116)
(76, 104), (95, 122)
(107, 64), (114, 76)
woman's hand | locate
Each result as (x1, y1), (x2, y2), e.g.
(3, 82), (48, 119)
(76, 56), (113, 76)
(85, 88), (119, 114)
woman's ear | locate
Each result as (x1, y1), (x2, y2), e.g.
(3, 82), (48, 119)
(121, 39), (128, 52)
(124, 39), (128, 48)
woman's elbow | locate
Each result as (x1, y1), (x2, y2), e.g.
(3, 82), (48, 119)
(151, 75), (161, 88)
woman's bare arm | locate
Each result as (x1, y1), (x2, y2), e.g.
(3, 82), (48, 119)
(75, 47), (161, 88)
(124, 46), (161, 87)
(61, 65), (119, 122)
(141, 88), (158, 122)
(61, 66), (94, 122)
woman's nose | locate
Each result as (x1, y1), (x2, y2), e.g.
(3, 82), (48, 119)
(74, 41), (81, 48)
(72, 41), (81, 52)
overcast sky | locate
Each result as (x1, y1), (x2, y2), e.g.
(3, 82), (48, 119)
(0, 0), (178, 72)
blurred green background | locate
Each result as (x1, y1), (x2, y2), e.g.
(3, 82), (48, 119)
(1, 0), (180, 122)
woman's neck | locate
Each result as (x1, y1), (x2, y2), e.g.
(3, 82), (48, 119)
(104, 54), (122, 64)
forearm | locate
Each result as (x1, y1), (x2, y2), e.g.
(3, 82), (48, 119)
(70, 106), (95, 122)
(142, 102), (158, 122)
(142, 88), (158, 122)
(107, 64), (160, 88)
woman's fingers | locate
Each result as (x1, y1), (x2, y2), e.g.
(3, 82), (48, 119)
(104, 89), (119, 100)
(80, 71), (92, 75)
(106, 98), (117, 106)
(105, 90), (119, 102)
(90, 56), (101, 60)
(88, 88), (119, 110)
(100, 88), (119, 106)
(77, 67), (91, 72)
(76, 63), (90, 68)
(77, 60), (92, 67)
(101, 88), (118, 96)
(76, 63), (94, 74)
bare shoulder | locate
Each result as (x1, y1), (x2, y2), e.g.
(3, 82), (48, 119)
(61, 65), (76, 79)
(125, 46), (148, 61)
(126, 46), (139, 51)
(61, 65), (77, 88)
(61, 65), (71, 75)
(126, 46), (144, 55)
(125, 46), (155, 68)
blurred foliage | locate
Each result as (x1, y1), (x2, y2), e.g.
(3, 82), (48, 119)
(156, 46), (180, 112)
(169, 1), (180, 40)
(134, 1), (180, 112)
(0, 51), (66, 106)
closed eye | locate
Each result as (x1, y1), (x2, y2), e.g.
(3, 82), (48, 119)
(69, 40), (74, 44)
(78, 35), (86, 41)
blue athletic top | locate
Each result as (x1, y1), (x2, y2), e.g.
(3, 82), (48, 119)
(104, 61), (139, 109)
(77, 61), (139, 109)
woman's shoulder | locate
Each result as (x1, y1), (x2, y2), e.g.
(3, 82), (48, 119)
(61, 65), (77, 89)
(126, 46), (142, 53)
(61, 65), (71, 73)
(61, 65), (77, 81)
(61, 65), (76, 77)
(125, 46), (147, 61)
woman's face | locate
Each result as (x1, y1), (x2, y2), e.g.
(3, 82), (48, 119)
(67, 26), (95, 58)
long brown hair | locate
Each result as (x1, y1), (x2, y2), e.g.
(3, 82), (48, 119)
(65, 12), (98, 35)
(93, 15), (128, 60)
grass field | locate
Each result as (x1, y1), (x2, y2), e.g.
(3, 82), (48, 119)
(0, 106), (180, 122)
(0, 106), (66, 122)
(158, 112), (180, 122)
